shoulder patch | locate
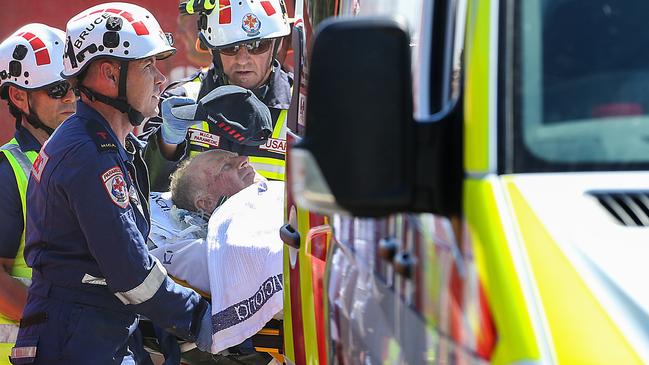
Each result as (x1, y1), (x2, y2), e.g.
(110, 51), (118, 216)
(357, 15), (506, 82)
(87, 121), (118, 153)
(102, 166), (129, 209)
(32, 150), (49, 183)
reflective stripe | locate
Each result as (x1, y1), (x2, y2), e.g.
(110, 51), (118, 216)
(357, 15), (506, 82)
(272, 109), (287, 139)
(11, 276), (31, 287)
(114, 258), (167, 305)
(255, 109), (286, 181)
(0, 324), (18, 343)
(81, 273), (108, 286)
(0, 142), (33, 177)
(10, 345), (36, 359)
(248, 158), (285, 180)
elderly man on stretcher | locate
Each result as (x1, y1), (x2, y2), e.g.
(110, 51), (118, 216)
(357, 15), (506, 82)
(143, 85), (284, 364)
(148, 150), (284, 362)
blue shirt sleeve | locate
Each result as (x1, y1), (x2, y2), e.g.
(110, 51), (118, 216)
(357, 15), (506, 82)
(0, 157), (23, 259)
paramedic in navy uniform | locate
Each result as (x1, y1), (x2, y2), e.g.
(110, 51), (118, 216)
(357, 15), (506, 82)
(10, 3), (213, 364)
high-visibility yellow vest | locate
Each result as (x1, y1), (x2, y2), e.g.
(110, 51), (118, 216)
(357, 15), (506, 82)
(188, 109), (287, 181)
(248, 110), (287, 181)
(0, 138), (36, 361)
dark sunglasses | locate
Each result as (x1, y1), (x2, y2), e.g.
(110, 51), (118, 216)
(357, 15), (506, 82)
(218, 40), (273, 56)
(45, 81), (79, 99)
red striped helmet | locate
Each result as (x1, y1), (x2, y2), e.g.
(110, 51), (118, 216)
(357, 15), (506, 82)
(62, 2), (175, 78)
(0, 23), (66, 93)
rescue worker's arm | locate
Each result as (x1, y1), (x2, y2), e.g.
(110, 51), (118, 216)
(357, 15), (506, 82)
(158, 137), (182, 160)
(57, 142), (212, 345)
(0, 163), (28, 320)
(0, 259), (27, 321)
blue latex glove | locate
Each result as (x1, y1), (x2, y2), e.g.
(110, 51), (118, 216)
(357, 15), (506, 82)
(195, 305), (214, 353)
(160, 96), (199, 145)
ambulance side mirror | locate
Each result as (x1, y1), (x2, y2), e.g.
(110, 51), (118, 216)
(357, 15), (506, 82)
(290, 17), (420, 217)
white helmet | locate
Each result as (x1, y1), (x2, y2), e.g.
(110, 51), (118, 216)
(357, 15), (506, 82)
(184, 0), (290, 49)
(62, 2), (175, 78)
(0, 23), (66, 93)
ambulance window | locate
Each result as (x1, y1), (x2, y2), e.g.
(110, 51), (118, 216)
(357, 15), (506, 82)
(513, 0), (649, 171)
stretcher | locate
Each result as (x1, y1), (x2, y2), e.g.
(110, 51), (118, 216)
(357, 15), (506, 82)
(144, 182), (285, 364)
(140, 277), (284, 365)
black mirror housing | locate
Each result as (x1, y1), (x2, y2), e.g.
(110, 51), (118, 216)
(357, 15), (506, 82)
(294, 17), (415, 217)
(294, 16), (463, 217)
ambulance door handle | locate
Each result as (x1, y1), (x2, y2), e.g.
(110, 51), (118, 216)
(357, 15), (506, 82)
(378, 238), (398, 262)
(393, 252), (415, 279)
(280, 223), (301, 249)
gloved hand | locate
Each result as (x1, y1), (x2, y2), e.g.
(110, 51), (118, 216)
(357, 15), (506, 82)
(160, 96), (199, 145)
(195, 304), (214, 353)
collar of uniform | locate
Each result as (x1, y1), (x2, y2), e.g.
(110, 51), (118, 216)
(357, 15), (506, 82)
(14, 126), (42, 153)
(76, 101), (130, 162)
(125, 133), (146, 154)
(262, 60), (292, 110)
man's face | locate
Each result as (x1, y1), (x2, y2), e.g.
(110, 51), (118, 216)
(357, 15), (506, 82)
(126, 57), (166, 117)
(199, 150), (255, 202)
(217, 39), (274, 89)
(25, 83), (77, 128)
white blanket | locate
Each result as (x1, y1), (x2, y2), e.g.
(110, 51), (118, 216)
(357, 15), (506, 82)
(149, 192), (211, 293)
(206, 181), (284, 353)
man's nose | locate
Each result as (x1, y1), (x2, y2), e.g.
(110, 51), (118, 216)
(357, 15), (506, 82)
(236, 155), (249, 168)
(154, 64), (167, 85)
(234, 47), (251, 62)
(61, 87), (78, 103)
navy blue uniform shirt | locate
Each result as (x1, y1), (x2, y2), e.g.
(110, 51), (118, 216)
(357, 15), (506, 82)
(0, 127), (41, 258)
(24, 100), (206, 340)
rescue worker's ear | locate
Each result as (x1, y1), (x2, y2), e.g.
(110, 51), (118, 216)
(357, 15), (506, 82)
(98, 60), (120, 85)
(7, 86), (29, 114)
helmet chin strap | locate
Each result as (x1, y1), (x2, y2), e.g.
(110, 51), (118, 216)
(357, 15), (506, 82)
(212, 50), (229, 86)
(78, 61), (146, 127)
(24, 98), (55, 136)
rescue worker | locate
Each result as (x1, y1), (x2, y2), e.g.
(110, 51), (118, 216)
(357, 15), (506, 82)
(10, 4), (213, 364)
(0, 23), (76, 364)
(148, 0), (292, 188)
(175, 0), (212, 70)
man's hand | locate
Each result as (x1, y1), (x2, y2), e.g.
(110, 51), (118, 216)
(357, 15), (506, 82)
(160, 96), (199, 145)
(195, 305), (214, 353)
(0, 258), (28, 321)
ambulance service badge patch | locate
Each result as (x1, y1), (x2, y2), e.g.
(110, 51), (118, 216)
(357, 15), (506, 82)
(31, 150), (49, 183)
(242, 13), (261, 37)
(102, 166), (129, 208)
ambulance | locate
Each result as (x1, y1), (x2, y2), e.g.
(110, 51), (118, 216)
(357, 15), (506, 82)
(282, 0), (649, 364)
